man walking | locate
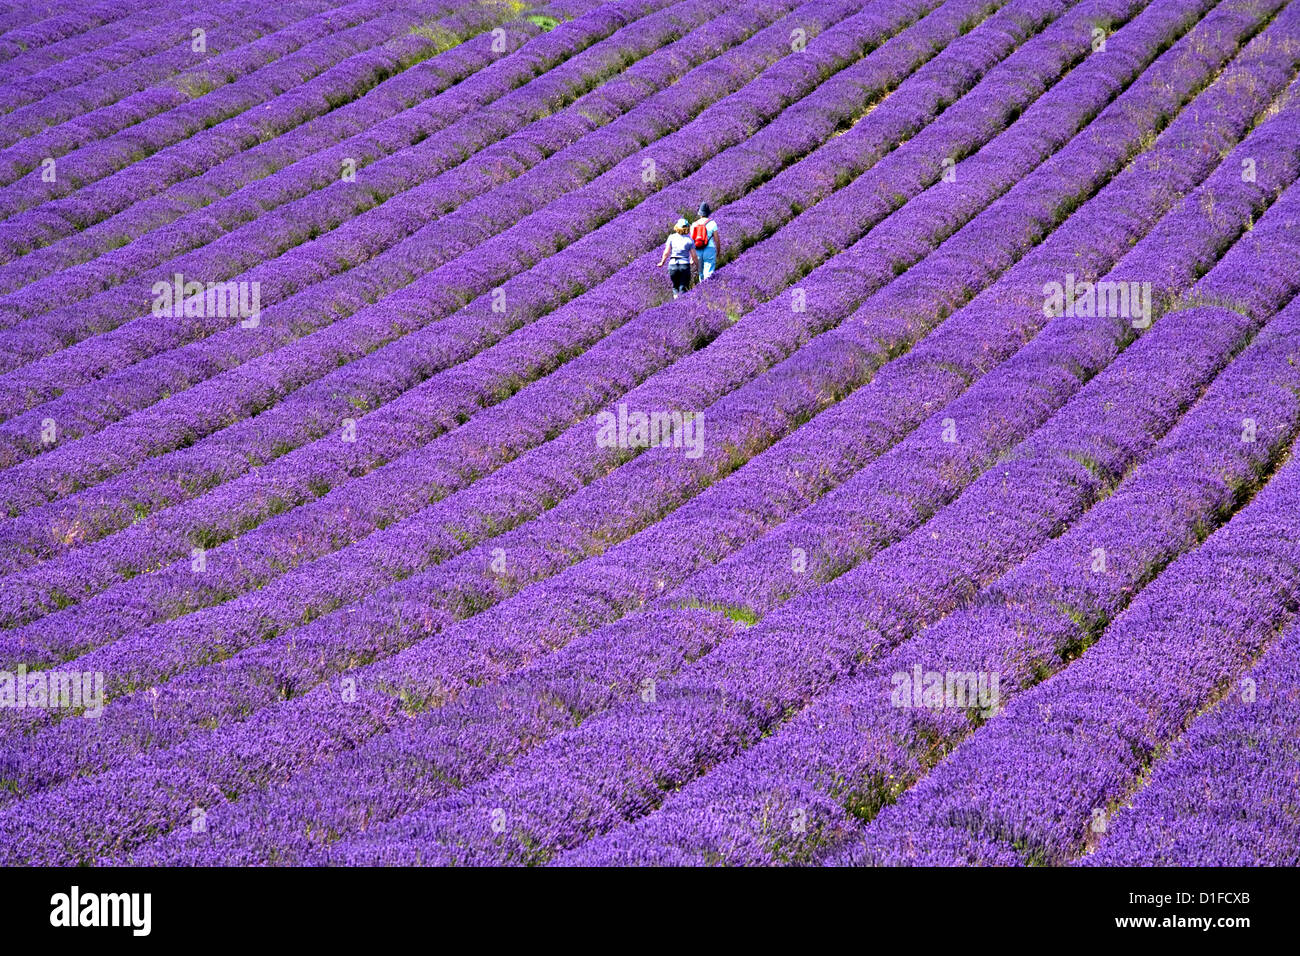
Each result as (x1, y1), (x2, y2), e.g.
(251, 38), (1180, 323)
(691, 202), (720, 280)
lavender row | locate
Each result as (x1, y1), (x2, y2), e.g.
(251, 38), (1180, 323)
(0, 0), (485, 212)
(0, 2), (108, 64)
(0, 0), (928, 522)
(0, 0), (252, 94)
(0, 0), (1123, 810)
(0, 2), (830, 550)
(849, 421), (1300, 866)
(330, 296), (1252, 865)
(0, 0), (586, 264)
(0, 0), (345, 143)
(0, 0), (874, 459)
(670, 21), (1296, 619)
(0, 0), (1256, 853)
(803, 244), (1300, 865)
(568, 291), (1297, 865)
(0, 0), (278, 106)
(0, 0), (649, 276)
(360, 194), (1300, 867)
(1080, 621), (1300, 866)
(0, 0), (806, 506)
(0, 0), (153, 66)
(0, 0), (1062, 642)
(570, 120), (1300, 867)
(0, 0), (523, 258)
(0, 0), (681, 286)
(0, 0), (733, 347)
(0, 5), (69, 54)
(127, 89), (1285, 866)
(0, 0), (1084, 677)
(121, 606), (752, 866)
(316, 27), (1300, 866)
(838, 314), (1300, 863)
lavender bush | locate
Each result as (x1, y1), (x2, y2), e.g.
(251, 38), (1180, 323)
(0, 0), (1296, 868)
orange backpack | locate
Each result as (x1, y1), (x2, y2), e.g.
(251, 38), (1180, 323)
(691, 218), (710, 249)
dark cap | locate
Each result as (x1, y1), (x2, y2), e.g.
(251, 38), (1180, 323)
(698, 202), (711, 217)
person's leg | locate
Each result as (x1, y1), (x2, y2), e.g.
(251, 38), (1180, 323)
(699, 253), (716, 280)
(671, 264), (690, 296)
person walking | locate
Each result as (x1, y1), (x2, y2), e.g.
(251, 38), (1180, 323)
(658, 217), (699, 298)
(690, 202), (720, 280)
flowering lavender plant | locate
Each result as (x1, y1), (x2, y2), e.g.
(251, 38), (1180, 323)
(0, 0), (1296, 870)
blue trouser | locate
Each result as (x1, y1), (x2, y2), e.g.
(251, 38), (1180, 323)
(698, 249), (717, 280)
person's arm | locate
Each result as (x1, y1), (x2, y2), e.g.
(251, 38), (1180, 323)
(658, 238), (670, 267)
(710, 221), (720, 258)
(690, 246), (699, 270)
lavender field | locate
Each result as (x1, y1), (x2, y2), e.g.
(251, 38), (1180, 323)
(0, 0), (1296, 868)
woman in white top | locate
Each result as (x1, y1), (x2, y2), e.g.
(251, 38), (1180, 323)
(658, 218), (699, 299)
